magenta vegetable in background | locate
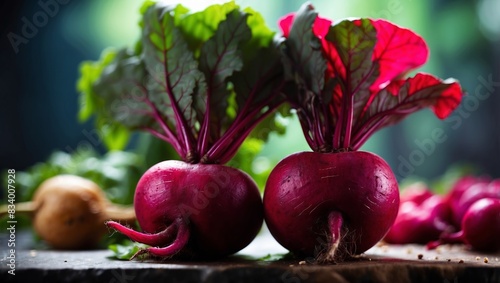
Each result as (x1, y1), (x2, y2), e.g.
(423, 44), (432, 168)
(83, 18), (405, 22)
(428, 198), (500, 252)
(450, 178), (500, 227)
(445, 176), (491, 227)
(264, 3), (463, 262)
(425, 177), (500, 251)
(457, 198), (500, 251)
(384, 185), (452, 244)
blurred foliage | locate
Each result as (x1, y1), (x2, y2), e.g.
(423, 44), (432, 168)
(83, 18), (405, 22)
(399, 163), (480, 195)
(429, 164), (481, 195)
(77, 49), (132, 151)
(4, 149), (142, 205)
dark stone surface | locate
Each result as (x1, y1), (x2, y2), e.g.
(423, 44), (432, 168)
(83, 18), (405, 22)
(1, 230), (500, 283)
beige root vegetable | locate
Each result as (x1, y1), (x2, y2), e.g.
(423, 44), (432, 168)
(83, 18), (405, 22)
(0, 174), (135, 249)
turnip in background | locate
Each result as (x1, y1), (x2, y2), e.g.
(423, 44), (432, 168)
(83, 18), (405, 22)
(80, 2), (287, 259)
(264, 3), (463, 262)
(0, 175), (136, 250)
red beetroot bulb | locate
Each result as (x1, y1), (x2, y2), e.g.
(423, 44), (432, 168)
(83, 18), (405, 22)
(264, 151), (399, 261)
(108, 161), (263, 258)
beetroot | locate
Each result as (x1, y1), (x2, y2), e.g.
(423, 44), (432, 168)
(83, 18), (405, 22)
(429, 198), (500, 252)
(108, 161), (262, 257)
(386, 176), (500, 251)
(264, 151), (399, 260)
(458, 198), (500, 251)
(425, 177), (500, 251)
(81, 3), (288, 259)
(445, 176), (491, 227)
(451, 179), (500, 227)
(263, 3), (462, 262)
(384, 191), (452, 244)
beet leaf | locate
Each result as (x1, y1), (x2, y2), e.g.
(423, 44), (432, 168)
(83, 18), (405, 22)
(78, 2), (287, 165)
(280, 3), (463, 152)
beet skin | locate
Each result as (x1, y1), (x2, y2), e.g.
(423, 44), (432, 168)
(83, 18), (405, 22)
(108, 160), (263, 258)
(264, 151), (399, 261)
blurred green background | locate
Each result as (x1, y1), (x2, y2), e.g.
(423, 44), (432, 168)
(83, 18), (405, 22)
(1, 0), (499, 193)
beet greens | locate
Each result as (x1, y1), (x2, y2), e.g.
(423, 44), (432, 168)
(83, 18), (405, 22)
(279, 4), (462, 152)
(89, 2), (285, 164)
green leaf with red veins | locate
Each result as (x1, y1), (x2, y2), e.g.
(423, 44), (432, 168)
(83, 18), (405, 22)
(233, 37), (284, 112)
(179, 2), (238, 57)
(93, 49), (184, 154)
(198, 10), (251, 152)
(200, 10), (288, 164)
(77, 2), (287, 165)
(94, 49), (152, 128)
(231, 42), (285, 142)
(236, 6), (280, 103)
(142, 4), (206, 158)
(324, 19), (378, 149)
(280, 4), (330, 150)
(284, 4), (326, 99)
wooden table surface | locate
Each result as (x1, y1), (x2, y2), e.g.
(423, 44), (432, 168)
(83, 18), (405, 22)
(1, 228), (499, 283)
